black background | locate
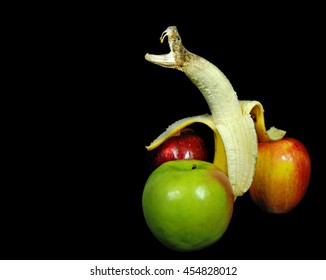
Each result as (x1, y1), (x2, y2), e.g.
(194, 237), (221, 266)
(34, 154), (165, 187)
(3, 3), (325, 260)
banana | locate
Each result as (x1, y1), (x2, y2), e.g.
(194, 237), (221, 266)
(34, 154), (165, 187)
(145, 26), (285, 198)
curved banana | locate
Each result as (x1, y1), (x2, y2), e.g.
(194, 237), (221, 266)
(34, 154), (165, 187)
(145, 26), (285, 197)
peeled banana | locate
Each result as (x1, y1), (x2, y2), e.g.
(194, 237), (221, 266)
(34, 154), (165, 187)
(145, 26), (286, 198)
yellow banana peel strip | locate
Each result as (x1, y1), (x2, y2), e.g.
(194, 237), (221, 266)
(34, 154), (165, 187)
(240, 100), (286, 142)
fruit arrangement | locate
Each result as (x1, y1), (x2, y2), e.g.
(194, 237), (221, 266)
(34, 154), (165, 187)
(142, 26), (311, 251)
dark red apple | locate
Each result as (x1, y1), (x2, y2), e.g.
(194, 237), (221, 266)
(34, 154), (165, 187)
(249, 137), (311, 214)
(147, 127), (209, 172)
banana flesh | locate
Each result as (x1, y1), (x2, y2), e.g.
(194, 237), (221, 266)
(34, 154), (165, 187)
(145, 26), (286, 198)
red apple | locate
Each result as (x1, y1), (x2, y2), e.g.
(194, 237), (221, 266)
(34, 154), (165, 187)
(249, 137), (311, 214)
(147, 127), (209, 172)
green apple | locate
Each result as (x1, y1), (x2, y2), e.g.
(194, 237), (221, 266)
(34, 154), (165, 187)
(142, 159), (234, 252)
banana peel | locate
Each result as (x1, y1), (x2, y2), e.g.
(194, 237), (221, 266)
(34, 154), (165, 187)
(145, 26), (286, 198)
